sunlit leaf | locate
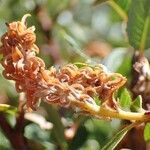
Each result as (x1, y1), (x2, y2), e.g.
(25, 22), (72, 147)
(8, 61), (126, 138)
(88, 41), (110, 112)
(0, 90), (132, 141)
(127, 0), (150, 50)
(0, 54), (3, 61)
(117, 54), (132, 77)
(130, 95), (143, 112)
(93, 94), (101, 106)
(73, 62), (89, 68)
(108, 0), (131, 21)
(0, 104), (17, 115)
(101, 123), (135, 150)
(118, 88), (132, 111)
(103, 48), (127, 72)
(114, 0), (131, 12)
(144, 122), (150, 141)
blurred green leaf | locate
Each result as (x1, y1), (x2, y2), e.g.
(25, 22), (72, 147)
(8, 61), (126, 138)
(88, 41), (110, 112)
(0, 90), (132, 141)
(117, 53), (132, 77)
(0, 65), (17, 98)
(119, 88), (132, 111)
(60, 31), (98, 64)
(47, 0), (69, 18)
(0, 104), (17, 115)
(0, 128), (11, 149)
(73, 0), (93, 25)
(62, 31), (88, 58)
(101, 123), (135, 150)
(113, 0), (131, 12)
(44, 105), (68, 149)
(93, 94), (101, 106)
(73, 62), (88, 68)
(103, 48), (127, 72)
(69, 125), (88, 150)
(127, 0), (150, 50)
(144, 122), (150, 141)
(84, 119), (113, 147)
(108, 0), (131, 21)
(0, 54), (3, 61)
(94, 0), (108, 5)
(25, 123), (46, 141)
(130, 95), (143, 112)
(25, 123), (55, 150)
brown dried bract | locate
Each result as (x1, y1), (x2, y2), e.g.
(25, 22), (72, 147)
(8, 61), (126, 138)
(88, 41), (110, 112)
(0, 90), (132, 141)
(0, 14), (126, 111)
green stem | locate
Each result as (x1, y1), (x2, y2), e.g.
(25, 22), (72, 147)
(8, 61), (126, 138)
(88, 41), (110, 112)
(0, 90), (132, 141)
(99, 107), (148, 121)
(71, 100), (150, 122)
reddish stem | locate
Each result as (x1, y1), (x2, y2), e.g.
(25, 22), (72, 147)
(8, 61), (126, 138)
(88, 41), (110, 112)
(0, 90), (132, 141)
(0, 113), (28, 150)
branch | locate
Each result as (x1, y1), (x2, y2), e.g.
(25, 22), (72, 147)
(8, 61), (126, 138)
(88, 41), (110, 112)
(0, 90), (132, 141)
(1, 14), (150, 125)
(0, 113), (28, 150)
(70, 98), (150, 122)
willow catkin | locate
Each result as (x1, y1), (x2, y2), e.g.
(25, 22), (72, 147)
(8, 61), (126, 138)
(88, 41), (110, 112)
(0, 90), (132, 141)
(0, 14), (126, 111)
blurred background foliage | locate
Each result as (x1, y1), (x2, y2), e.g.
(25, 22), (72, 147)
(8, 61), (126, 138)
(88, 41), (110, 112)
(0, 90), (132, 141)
(0, 0), (145, 149)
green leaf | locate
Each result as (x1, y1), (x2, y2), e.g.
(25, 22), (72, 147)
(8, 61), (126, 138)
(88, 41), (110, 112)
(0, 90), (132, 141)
(130, 95), (143, 112)
(44, 104), (68, 149)
(61, 31), (88, 59)
(0, 54), (3, 61)
(101, 123), (135, 150)
(73, 62), (89, 68)
(94, 0), (108, 5)
(144, 122), (150, 141)
(85, 119), (113, 146)
(127, 0), (150, 50)
(93, 94), (101, 106)
(103, 48), (127, 72)
(0, 104), (17, 115)
(119, 88), (132, 111)
(114, 0), (131, 12)
(117, 53), (132, 77)
(60, 30), (98, 64)
(108, 0), (131, 20)
(0, 128), (11, 149)
(69, 126), (88, 150)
